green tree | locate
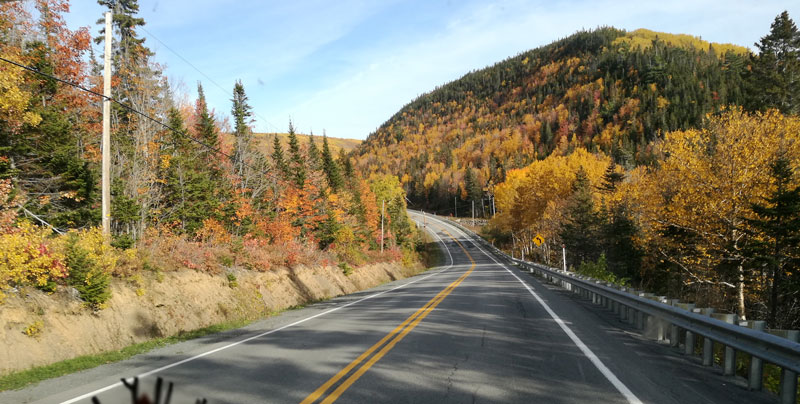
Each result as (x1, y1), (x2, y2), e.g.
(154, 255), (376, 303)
(747, 11), (800, 114)
(231, 80), (252, 181)
(322, 132), (343, 191)
(307, 132), (321, 171)
(560, 167), (603, 267)
(160, 108), (220, 234)
(287, 121), (306, 187)
(338, 148), (355, 188)
(463, 167), (482, 206)
(195, 82), (219, 153)
(745, 157), (800, 327)
(271, 134), (288, 177)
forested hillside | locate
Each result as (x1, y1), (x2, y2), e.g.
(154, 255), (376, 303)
(356, 27), (750, 213)
(0, 1), (418, 308)
(355, 15), (800, 328)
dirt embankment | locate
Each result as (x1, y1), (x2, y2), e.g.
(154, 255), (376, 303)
(0, 262), (422, 375)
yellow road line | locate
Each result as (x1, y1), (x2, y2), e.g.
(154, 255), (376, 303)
(301, 230), (475, 404)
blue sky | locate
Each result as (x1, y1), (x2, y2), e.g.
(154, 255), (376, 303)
(62, 0), (800, 139)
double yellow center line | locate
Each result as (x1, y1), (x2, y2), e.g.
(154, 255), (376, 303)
(300, 230), (475, 404)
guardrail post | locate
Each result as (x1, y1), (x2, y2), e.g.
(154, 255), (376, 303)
(637, 293), (653, 330)
(710, 313), (738, 375)
(737, 320), (766, 390)
(773, 330), (799, 404)
(701, 308), (716, 366)
(667, 300), (681, 347)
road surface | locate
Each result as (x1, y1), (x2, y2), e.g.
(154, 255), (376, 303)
(1, 213), (777, 403)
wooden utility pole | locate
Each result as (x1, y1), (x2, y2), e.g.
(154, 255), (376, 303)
(101, 11), (112, 237)
(454, 196), (457, 217)
(380, 199), (385, 253)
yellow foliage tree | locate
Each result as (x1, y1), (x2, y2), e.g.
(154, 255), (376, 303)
(633, 108), (800, 318)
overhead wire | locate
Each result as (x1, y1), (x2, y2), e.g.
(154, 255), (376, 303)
(0, 55), (285, 184)
(138, 25), (284, 134)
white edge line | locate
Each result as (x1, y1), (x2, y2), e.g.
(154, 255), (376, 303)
(61, 221), (456, 404)
(423, 214), (643, 404)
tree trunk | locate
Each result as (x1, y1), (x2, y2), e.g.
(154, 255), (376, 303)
(737, 264), (747, 320)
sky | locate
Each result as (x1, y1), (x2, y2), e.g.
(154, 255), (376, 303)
(60, 0), (800, 140)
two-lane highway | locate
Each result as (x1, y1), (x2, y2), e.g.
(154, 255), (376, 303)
(1, 213), (777, 403)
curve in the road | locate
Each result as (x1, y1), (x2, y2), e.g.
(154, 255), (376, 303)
(414, 212), (643, 404)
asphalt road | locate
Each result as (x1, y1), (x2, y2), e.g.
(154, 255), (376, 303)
(1, 213), (779, 404)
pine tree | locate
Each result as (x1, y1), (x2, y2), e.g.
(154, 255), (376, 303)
(745, 157), (800, 327)
(322, 132), (343, 191)
(747, 11), (800, 114)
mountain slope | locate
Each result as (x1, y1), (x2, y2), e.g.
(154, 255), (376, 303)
(354, 27), (750, 213)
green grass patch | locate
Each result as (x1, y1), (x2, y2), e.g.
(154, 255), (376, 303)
(0, 319), (250, 392)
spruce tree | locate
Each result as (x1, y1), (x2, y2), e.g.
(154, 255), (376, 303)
(195, 82), (218, 152)
(322, 132), (343, 191)
(231, 81), (252, 180)
(161, 108), (219, 234)
(747, 11), (800, 114)
(745, 157), (800, 327)
(287, 121), (306, 187)
(307, 132), (321, 171)
(338, 148), (355, 187)
(464, 167), (482, 204)
(560, 167), (603, 267)
(271, 134), (289, 177)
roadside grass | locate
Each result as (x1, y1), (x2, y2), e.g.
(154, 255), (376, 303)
(0, 319), (250, 392)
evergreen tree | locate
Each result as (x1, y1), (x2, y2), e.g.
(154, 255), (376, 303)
(338, 148), (355, 187)
(287, 121), (306, 187)
(322, 132), (343, 191)
(307, 132), (321, 171)
(195, 82), (218, 152)
(160, 108), (220, 234)
(560, 167), (603, 267)
(463, 167), (482, 204)
(745, 157), (800, 327)
(231, 80), (252, 180)
(597, 162), (624, 194)
(271, 134), (288, 177)
(747, 11), (800, 114)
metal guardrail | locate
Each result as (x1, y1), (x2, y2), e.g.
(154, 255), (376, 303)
(419, 212), (800, 404)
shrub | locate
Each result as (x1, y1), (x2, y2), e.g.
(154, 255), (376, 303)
(226, 272), (238, 288)
(65, 233), (111, 308)
(0, 221), (67, 302)
(576, 254), (630, 286)
(338, 262), (354, 276)
(23, 320), (43, 338)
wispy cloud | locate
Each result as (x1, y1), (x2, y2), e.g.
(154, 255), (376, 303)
(64, 0), (799, 138)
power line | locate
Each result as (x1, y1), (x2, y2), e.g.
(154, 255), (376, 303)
(138, 25), (284, 134)
(0, 55), (283, 184)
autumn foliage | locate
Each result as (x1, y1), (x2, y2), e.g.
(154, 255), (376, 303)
(490, 108), (800, 327)
(0, 2), (420, 308)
